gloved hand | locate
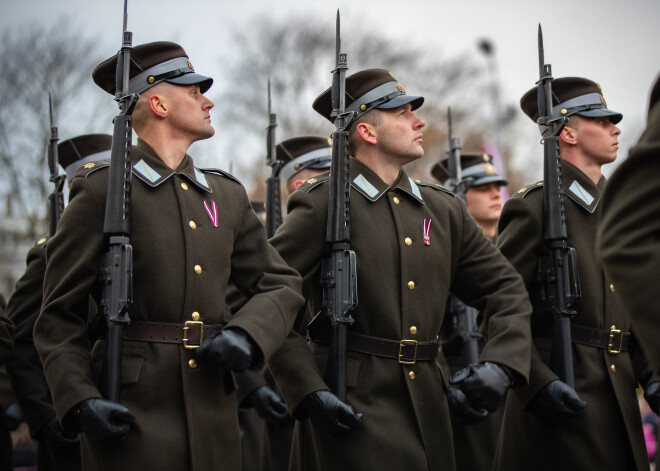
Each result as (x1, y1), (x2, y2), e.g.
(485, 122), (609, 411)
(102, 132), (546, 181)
(450, 361), (515, 412)
(246, 385), (290, 423)
(0, 402), (23, 431)
(446, 387), (488, 426)
(297, 390), (362, 434)
(644, 381), (660, 415)
(195, 328), (263, 372)
(528, 380), (586, 417)
(41, 415), (79, 447)
(67, 398), (135, 443)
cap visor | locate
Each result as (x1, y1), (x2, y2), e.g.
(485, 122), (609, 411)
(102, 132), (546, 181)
(376, 95), (424, 111)
(577, 108), (622, 124)
(167, 73), (214, 93)
(470, 176), (508, 187)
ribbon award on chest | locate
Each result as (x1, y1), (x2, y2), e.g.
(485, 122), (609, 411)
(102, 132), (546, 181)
(204, 200), (219, 228)
(423, 218), (432, 246)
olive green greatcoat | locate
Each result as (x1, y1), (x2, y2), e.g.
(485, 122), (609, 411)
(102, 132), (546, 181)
(598, 77), (660, 372)
(269, 158), (532, 471)
(5, 239), (82, 470)
(34, 139), (303, 471)
(0, 295), (13, 471)
(495, 160), (656, 470)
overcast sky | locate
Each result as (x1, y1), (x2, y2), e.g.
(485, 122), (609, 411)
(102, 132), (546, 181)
(2, 0), (659, 179)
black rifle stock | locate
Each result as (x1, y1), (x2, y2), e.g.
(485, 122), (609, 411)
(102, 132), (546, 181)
(536, 25), (580, 388)
(265, 78), (283, 238)
(319, 11), (358, 401)
(99, 0), (139, 403)
(47, 94), (65, 237)
(443, 107), (480, 365)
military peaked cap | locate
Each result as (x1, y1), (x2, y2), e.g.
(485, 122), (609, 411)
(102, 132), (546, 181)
(313, 68), (424, 123)
(431, 153), (507, 188)
(58, 134), (113, 183)
(277, 136), (332, 182)
(520, 76), (622, 124)
(92, 41), (213, 96)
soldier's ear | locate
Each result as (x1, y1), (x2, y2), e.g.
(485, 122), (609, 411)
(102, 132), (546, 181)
(356, 122), (377, 145)
(559, 125), (578, 145)
(148, 92), (168, 118)
(293, 179), (305, 190)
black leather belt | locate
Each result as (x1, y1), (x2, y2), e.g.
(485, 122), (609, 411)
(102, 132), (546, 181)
(123, 320), (222, 350)
(571, 324), (630, 354)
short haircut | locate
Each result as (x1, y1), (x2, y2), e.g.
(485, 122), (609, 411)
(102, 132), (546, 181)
(348, 108), (383, 154)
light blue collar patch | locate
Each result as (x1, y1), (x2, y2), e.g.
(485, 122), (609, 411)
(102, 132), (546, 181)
(134, 159), (162, 183)
(568, 180), (594, 206)
(194, 168), (209, 189)
(408, 178), (423, 201)
(353, 174), (380, 199)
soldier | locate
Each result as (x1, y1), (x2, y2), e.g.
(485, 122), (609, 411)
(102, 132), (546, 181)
(431, 153), (508, 471)
(494, 77), (660, 470)
(33, 41), (303, 471)
(268, 68), (533, 470)
(597, 74), (660, 373)
(4, 134), (112, 471)
(279, 136), (333, 197)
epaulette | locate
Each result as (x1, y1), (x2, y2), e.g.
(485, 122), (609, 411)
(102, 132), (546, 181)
(74, 160), (109, 179)
(297, 173), (330, 193)
(513, 181), (543, 198)
(35, 236), (49, 248)
(415, 180), (456, 197)
(198, 168), (242, 185)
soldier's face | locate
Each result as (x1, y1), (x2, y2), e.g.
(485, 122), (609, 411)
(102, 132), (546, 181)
(166, 84), (215, 142)
(374, 104), (425, 164)
(465, 182), (503, 228)
(572, 115), (621, 165)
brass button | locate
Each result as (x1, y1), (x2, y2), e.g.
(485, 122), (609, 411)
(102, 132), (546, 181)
(610, 364), (616, 373)
(409, 371), (415, 380)
(189, 221), (197, 229)
(194, 265), (202, 274)
(609, 284), (615, 293)
(189, 359), (198, 369)
(405, 237), (412, 246)
(192, 312), (200, 321)
(393, 196), (400, 205)
(408, 281), (415, 290)
(611, 324), (616, 331)
(409, 326), (417, 335)
(181, 182), (189, 190)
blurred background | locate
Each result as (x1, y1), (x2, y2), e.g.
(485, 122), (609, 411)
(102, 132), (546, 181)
(0, 0), (658, 297)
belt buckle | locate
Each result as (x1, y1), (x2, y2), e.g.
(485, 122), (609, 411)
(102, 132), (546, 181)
(398, 339), (418, 365)
(608, 327), (622, 354)
(183, 321), (204, 350)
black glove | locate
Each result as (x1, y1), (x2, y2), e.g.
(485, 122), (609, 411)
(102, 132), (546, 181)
(0, 402), (23, 431)
(298, 390), (362, 434)
(446, 387), (488, 426)
(245, 385), (289, 423)
(644, 381), (660, 415)
(41, 415), (79, 447)
(195, 328), (263, 372)
(67, 398), (135, 443)
(528, 380), (586, 417)
(450, 361), (514, 412)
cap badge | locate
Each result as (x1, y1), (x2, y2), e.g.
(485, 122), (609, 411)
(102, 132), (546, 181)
(482, 154), (489, 162)
(396, 82), (405, 94)
(187, 59), (195, 72)
(423, 218), (432, 246)
(484, 163), (496, 175)
(203, 199), (219, 228)
(388, 71), (395, 79)
(600, 95), (606, 106)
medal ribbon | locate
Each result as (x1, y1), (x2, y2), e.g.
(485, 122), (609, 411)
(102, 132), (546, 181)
(423, 217), (432, 246)
(204, 200), (219, 228)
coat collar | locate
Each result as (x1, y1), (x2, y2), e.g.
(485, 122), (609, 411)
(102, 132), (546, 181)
(131, 139), (212, 193)
(561, 160), (603, 213)
(349, 158), (424, 205)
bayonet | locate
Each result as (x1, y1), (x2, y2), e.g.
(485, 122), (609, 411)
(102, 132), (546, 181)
(47, 93), (65, 237)
(265, 78), (283, 237)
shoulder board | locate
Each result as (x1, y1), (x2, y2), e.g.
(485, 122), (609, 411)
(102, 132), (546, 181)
(74, 160), (109, 179)
(415, 180), (455, 197)
(35, 236), (49, 248)
(297, 173), (329, 193)
(513, 181), (543, 199)
(198, 168), (242, 185)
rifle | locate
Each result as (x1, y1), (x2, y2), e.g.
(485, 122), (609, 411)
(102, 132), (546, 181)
(535, 25), (581, 388)
(442, 107), (480, 365)
(47, 94), (65, 237)
(265, 78), (283, 238)
(98, 0), (139, 403)
(318, 11), (358, 401)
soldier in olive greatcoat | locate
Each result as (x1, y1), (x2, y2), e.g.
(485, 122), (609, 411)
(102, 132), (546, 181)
(494, 77), (660, 470)
(268, 68), (534, 470)
(34, 41), (303, 471)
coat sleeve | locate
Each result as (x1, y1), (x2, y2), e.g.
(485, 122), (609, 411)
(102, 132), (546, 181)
(496, 195), (560, 404)
(4, 243), (57, 438)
